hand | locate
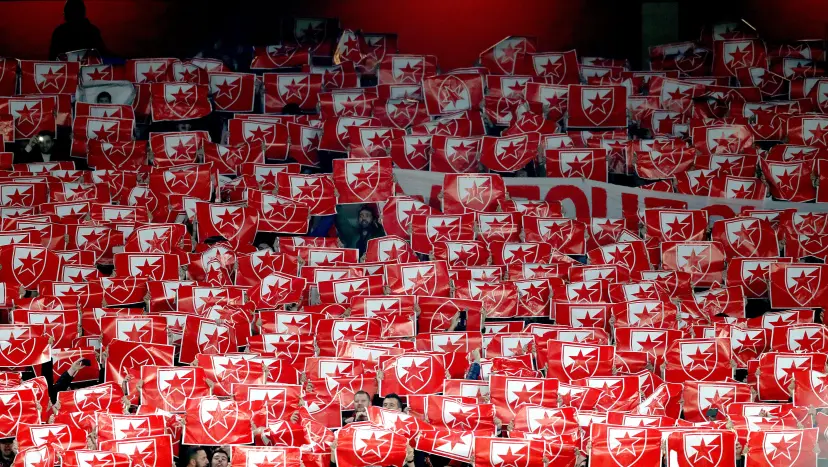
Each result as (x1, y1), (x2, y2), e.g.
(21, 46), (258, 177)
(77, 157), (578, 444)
(67, 359), (85, 377)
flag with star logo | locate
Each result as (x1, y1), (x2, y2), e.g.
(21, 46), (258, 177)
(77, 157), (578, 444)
(334, 425), (408, 467)
(19, 60), (80, 94)
(263, 73), (323, 112)
(530, 50), (580, 84)
(333, 157), (394, 204)
(317, 276), (386, 305)
(0, 388), (39, 437)
(100, 315), (167, 347)
(227, 119), (290, 160)
(381, 196), (434, 239)
(379, 353), (445, 395)
(423, 73), (485, 115)
(682, 381), (752, 423)
(416, 429), (478, 462)
(183, 397), (253, 445)
(546, 340), (615, 382)
(389, 134), (432, 170)
(663, 338), (732, 383)
(194, 202), (258, 249)
(318, 89), (376, 118)
(87, 140), (148, 171)
(710, 217), (779, 259)
(112, 252), (180, 280)
(758, 352), (828, 401)
(104, 339), (174, 385)
(199, 354), (267, 397)
(140, 366), (209, 412)
(474, 437), (546, 467)
(489, 375), (558, 423)
(150, 83), (212, 121)
(0, 96), (57, 140)
(15, 422), (88, 452)
(247, 190), (310, 235)
(442, 173), (506, 214)
(713, 38), (767, 77)
(567, 84), (627, 128)
(363, 236), (417, 263)
(430, 135), (483, 173)
(545, 147), (608, 181)
(665, 430), (736, 467)
(480, 132), (540, 173)
(479, 36), (536, 75)
(232, 446), (302, 467)
(769, 263), (828, 309)
(589, 423), (662, 467)
(374, 98), (430, 130)
(692, 124), (754, 154)
(378, 54), (438, 85)
(745, 428), (818, 467)
(95, 412), (168, 444)
(385, 261), (451, 296)
(426, 395), (496, 432)
(70, 116), (135, 157)
(410, 213), (476, 254)
(761, 159), (817, 202)
(0, 244), (64, 290)
(728, 257), (792, 299)
(208, 71), (256, 112)
(148, 130), (210, 167)
(98, 434), (174, 467)
(62, 450), (133, 467)
(587, 240), (650, 274)
(178, 315), (237, 363)
(276, 173), (336, 216)
(661, 241), (726, 287)
(251, 44), (311, 69)
(315, 318), (383, 357)
(203, 142), (265, 176)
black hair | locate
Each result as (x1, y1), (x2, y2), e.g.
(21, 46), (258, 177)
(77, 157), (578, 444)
(38, 130), (56, 139)
(210, 449), (230, 463)
(354, 390), (372, 399)
(97, 91), (112, 101)
(64, 0), (87, 22)
(187, 447), (207, 461)
(383, 393), (404, 408)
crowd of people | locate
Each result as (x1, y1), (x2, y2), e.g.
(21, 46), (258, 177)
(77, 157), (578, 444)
(0, 0), (827, 466)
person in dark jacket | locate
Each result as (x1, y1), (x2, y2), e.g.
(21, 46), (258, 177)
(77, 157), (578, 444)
(16, 130), (71, 164)
(49, 0), (106, 60)
(335, 204), (386, 257)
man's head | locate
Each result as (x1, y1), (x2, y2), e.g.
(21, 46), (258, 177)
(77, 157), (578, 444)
(0, 440), (12, 457)
(353, 390), (372, 411)
(176, 122), (194, 132)
(35, 130), (56, 154)
(358, 205), (376, 229)
(187, 447), (209, 467)
(210, 449), (229, 467)
(382, 393), (403, 411)
(64, 0), (87, 22)
(96, 92), (112, 104)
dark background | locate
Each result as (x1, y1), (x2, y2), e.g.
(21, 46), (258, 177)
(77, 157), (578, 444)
(0, 0), (825, 68)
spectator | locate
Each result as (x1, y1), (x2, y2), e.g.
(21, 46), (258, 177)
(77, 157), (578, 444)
(184, 447), (209, 467)
(210, 449), (230, 467)
(335, 204), (385, 257)
(96, 91), (112, 104)
(0, 440), (13, 467)
(381, 393), (404, 412)
(343, 390), (372, 424)
(49, 0), (106, 60)
(17, 130), (70, 164)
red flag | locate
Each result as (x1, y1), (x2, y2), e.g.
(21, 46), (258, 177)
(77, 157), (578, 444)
(70, 116), (134, 156)
(247, 191), (309, 235)
(209, 72), (256, 112)
(335, 425), (409, 467)
(150, 83), (212, 121)
(426, 395), (496, 432)
(589, 424), (663, 467)
(251, 44), (310, 69)
(530, 50), (580, 84)
(232, 446), (302, 467)
(113, 253), (180, 280)
(761, 159), (817, 202)
(319, 89), (376, 118)
(474, 437), (546, 467)
(203, 142), (264, 175)
(713, 39), (767, 76)
(0, 338), (51, 367)
(567, 85), (627, 128)
(759, 352), (828, 401)
(663, 338), (732, 383)
(347, 126), (404, 158)
(410, 213), (476, 254)
(276, 173), (336, 216)
(745, 428), (818, 467)
(0, 388), (39, 438)
(386, 261), (451, 296)
(682, 381), (752, 423)
(100, 315), (167, 347)
(183, 397), (253, 445)
(320, 116), (381, 152)
(661, 241), (726, 287)
(96, 412), (168, 444)
(441, 173), (505, 214)
(16, 422), (87, 452)
(665, 430), (737, 467)
(62, 451), (132, 467)
(99, 435), (174, 467)
(480, 133), (540, 172)
(479, 37), (536, 75)
(333, 158), (394, 204)
(104, 339), (174, 384)
(148, 131), (209, 167)
(263, 73), (323, 112)
(140, 366), (209, 412)
(227, 119), (289, 160)
(546, 341), (615, 382)
(416, 429), (477, 462)
(430, 135), (483, 173)
(710, 217), (779, 258)
(545, 148), (608, 181)
(87, 140), (148, 171)
(378, 55), (438, 85)
(769, 263), (828, 309)
(287, 122), (322, 166)
(692, 124), (754, 154)
(19, 60), (80, 94)
(489, 375), (558, 423)
(423, 73), (485, 116)
(195, 203), (258, 248)
(178, 315), (237, 363)
(380, 353), (445, 396)
(0, 96), (57, 140)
